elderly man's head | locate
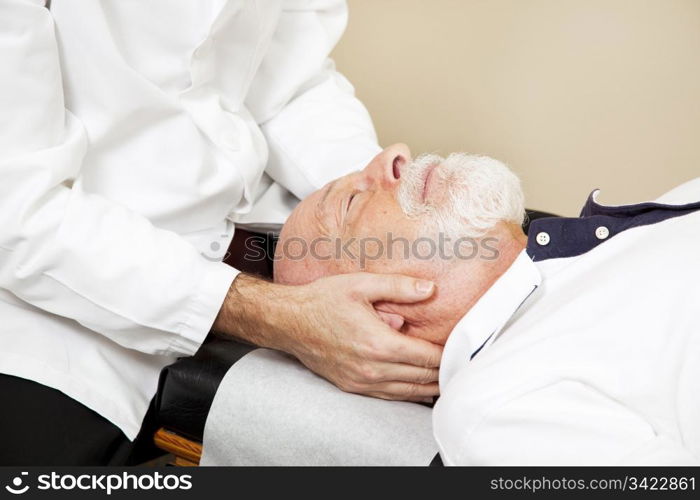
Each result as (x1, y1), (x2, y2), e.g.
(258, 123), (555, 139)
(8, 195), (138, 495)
(274, 144), (527, 344)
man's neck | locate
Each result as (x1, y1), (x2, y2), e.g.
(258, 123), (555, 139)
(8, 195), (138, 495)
(455, 226), (527, 317)
(385, 224), (527, 345)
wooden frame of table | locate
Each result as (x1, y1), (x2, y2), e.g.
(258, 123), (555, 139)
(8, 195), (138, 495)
(153, 428), (202, 466)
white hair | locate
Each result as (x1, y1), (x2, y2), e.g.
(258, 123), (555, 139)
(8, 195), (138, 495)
(397, 153), (525, 238)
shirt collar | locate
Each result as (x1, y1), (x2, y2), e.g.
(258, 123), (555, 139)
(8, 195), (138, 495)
(526, 189), (700, 262)
(439, 249), (542, 389)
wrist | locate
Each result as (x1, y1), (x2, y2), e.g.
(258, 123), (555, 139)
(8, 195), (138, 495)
(213, 273), (304, 351)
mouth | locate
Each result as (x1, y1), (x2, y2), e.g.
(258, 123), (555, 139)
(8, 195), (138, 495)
(421, 163), (439, 203)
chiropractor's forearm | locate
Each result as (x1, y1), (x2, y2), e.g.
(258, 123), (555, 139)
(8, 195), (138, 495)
(212, 273), (299, 350)
(213, 272), (443, 402)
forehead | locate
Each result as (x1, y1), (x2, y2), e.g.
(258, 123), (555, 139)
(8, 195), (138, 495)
(282, 190), (324, 241)
(275, 184), (338, 277)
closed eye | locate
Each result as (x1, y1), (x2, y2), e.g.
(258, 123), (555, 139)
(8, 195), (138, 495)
(342, 192), (358, 230)
(346, 193), (357, 214)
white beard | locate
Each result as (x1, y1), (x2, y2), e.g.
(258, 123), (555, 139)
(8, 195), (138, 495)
(397, 153), (525, 239)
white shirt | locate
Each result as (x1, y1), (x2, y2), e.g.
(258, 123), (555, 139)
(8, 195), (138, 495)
(433, 178), (700, 465)
(0, 0), (380, 439)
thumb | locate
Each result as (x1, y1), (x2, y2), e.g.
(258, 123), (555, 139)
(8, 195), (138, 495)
(350, 273), (435, 303)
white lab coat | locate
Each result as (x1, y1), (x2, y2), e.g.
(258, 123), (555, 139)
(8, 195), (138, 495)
(0, 0), (380, 439)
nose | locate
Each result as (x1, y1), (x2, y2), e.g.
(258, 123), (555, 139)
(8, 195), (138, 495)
(365, 143), (412, 189)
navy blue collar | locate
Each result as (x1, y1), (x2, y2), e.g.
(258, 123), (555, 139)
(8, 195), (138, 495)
(526, 190), (700, 262)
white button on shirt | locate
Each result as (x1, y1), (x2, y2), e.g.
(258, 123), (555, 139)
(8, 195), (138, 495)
(595, 226), (610, 239)
(0, 0), (380, 439)
(434, 179), (700, 465)
(535, 231), (550, 246)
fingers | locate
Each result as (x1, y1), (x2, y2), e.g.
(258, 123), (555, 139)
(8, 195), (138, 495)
(348, 273), (434, 303)
(364, 382), (440, 401)
(340, 359), (438, 389)
(335, 358), (440, 402)
(377, 330), (443, 368)
(293, 272), (444, 404)
(336, 361), (439, 401)
(372, 362), (439, 385)
(377, 310), (405, 330)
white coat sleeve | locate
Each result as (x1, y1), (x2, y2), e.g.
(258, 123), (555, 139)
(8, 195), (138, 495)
(0, 0), (237, 357)
(436, 380), (699, 465)
(245, 0), (382, 200)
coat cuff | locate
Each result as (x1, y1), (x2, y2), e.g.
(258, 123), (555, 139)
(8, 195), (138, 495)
(169, 260), (240, 356)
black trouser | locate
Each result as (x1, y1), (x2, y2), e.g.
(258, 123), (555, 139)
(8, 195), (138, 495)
(0, 374), (160, 466)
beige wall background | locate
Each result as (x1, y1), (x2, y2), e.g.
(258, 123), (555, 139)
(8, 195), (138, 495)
(332, 0), (700, 216)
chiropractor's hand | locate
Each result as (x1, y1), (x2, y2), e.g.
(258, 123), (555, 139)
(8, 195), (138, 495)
(213, 273), (441, 402)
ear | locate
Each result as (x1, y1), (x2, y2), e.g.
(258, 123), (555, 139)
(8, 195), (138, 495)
(376, 310), (405, 331)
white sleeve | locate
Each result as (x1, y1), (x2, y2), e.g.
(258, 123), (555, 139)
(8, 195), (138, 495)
(654, 177), (700, 205)
(436, 380), (699, 465)
(0, 0), (237, 357)
(618, 436), (700, 465)
(245, 0), (382, 199)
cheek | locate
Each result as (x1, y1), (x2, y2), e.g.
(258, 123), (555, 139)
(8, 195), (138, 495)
(348, 211), (429, 271)
(351, 204), (418, 240)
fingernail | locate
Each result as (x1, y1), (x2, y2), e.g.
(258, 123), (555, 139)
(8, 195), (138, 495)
(416, 280), (434, 294)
